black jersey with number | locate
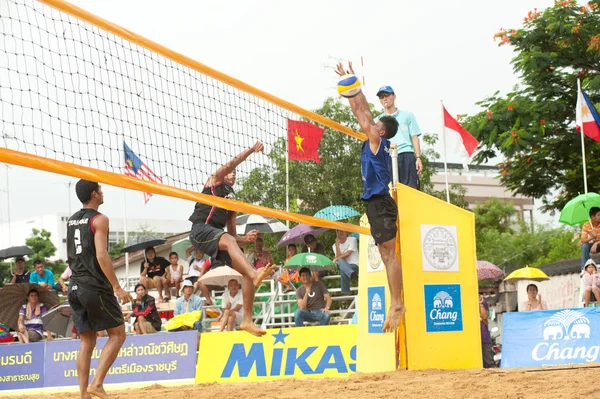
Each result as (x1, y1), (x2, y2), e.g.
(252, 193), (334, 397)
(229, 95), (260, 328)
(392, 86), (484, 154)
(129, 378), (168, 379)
(66, 208), (112, 294)
(188, 182), (235, 229)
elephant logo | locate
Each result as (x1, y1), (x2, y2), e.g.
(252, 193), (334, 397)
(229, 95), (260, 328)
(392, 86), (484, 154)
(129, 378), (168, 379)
(371, 293), (382, 311)
(433, 291), (453, 309)
(543, 310), (591, 341)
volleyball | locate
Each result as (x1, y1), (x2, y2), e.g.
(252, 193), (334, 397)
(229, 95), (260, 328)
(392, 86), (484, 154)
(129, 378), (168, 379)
(337, 74), (362, 98)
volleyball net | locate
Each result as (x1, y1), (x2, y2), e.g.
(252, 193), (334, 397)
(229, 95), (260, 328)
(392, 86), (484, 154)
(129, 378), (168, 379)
(0, 0), (369, 234)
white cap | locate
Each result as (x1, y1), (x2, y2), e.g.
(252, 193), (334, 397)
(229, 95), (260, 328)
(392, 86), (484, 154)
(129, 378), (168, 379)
(585, 258), (597, 268)
(182, 280), (194, 288)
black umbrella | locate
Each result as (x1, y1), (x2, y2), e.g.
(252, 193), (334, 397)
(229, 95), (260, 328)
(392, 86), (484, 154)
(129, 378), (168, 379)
(121, 234), (167, 254)
(236, 214), (289, 234)
(0, 246), (33, 261)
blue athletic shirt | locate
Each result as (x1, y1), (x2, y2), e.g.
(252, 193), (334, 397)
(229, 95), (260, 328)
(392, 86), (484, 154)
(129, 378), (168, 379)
(361, 138), (392, 200)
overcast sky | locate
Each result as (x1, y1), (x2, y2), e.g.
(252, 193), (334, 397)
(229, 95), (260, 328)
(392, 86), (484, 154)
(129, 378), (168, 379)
(0, 0), (558, 227)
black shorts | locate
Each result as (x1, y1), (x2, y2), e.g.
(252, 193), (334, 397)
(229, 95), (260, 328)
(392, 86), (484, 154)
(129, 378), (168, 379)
(185, 276), (199, 284)
(190, 223), (232, 265)
(365, 195), (398, 245)
(68, 284), (124, 335)
(397, 152), (420, 189)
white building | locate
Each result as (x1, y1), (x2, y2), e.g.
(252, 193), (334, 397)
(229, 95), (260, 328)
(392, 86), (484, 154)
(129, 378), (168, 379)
(0, 212), (191, 261)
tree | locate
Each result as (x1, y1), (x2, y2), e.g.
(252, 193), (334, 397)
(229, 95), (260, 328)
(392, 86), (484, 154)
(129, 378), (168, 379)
(109, 240), (125, 260)
(25, 228), (67, 277)
(463, 1), (600, 213)
(0, 262), (11, 288)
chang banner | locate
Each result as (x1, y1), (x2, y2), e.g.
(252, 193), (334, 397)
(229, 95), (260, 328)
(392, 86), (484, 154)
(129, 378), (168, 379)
(502, 308), (600, 368)
(0, 342), (44, 391)
(196, 325), (356, 383)
(44, 330), (197, 386)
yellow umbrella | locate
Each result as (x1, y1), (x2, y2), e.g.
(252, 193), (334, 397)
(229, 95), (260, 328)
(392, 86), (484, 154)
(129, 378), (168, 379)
(503, 266), (549, 283)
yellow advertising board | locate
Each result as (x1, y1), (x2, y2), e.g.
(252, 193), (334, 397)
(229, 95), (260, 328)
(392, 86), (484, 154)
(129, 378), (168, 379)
(355, 214), (398, 373)
(396, 184), (481, 369)
(195, 325), (356, 383)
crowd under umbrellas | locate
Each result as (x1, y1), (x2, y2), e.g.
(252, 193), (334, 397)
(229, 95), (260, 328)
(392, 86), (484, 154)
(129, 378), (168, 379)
(0, 204), (360, 340)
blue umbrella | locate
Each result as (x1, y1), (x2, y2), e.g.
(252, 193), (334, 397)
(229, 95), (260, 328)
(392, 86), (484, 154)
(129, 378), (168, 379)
(314, 205), (360, 221)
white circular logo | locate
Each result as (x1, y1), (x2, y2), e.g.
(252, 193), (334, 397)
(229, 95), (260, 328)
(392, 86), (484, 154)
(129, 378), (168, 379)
(423, 227), (457, 270)
(367, 236), (383, 271)
(306, 255), (317, 264)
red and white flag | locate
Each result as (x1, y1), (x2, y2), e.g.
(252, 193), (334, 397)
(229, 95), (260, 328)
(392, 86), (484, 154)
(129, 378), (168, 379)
(124, 142), (163, 204)
(443, 106), (479, 158)
(576, 86), (600, 142)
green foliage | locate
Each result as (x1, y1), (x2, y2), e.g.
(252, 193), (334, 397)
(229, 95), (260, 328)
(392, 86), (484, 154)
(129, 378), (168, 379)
(24, 228), (67, 277)
(463, 1), (600, 212)
(474, 199), (580, 275)
(0, 262), (11, 287)
(109, 240), (125, 260)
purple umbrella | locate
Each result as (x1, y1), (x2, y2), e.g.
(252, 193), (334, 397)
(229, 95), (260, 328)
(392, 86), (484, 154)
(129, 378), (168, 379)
(476, 260), (505, 280)
(277, 224), (329, 248)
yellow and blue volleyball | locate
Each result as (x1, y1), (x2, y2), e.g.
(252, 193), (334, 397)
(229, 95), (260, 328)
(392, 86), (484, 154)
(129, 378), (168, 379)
(337, 74), (361, 98)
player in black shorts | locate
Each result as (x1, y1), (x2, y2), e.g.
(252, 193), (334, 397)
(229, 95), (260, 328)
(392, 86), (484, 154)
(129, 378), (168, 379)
(189, 141), (274, 337)
(67, 180), (132, 399)
(336, 62), (406, 333)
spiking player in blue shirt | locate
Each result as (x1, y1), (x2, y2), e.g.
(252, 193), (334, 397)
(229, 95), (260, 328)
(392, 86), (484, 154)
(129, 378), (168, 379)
(335, 62), (406, 332)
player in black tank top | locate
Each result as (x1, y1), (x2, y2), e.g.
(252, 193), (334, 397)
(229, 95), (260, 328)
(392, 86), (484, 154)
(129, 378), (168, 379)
(188, 141), (274, 337)
(67, 208), (112, 294)
(67, 180), (133, 399)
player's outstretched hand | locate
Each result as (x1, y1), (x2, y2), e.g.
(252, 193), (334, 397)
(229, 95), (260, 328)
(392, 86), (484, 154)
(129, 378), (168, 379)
(335, 61), (355, 76)
(251, 141), (264, 153)
(115, 287), (133, 305)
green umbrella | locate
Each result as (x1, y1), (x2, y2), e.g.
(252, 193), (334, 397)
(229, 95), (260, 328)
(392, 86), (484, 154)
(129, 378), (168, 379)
(284, 253), (335, 272)
(559, 192), (600, 226)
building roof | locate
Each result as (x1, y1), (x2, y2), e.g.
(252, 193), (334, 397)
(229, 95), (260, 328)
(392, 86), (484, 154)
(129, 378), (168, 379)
(112, 232), (189, 268)
(539, 254), (600, 276)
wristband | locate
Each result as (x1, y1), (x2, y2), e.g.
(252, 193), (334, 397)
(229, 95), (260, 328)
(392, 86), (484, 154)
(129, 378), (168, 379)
(416, 155), (421, 159)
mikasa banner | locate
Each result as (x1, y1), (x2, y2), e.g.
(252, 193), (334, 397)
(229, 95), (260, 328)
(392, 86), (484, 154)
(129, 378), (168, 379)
(502, 308), (600, 368)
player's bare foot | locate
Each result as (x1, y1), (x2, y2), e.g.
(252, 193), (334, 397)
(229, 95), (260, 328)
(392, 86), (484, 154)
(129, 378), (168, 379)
(240, 321), (267, 337)
(253, 263), (274, 287)
(87, 386), (109, 399)
(82, 393), (92, 399)
(383, 304), (406, 333)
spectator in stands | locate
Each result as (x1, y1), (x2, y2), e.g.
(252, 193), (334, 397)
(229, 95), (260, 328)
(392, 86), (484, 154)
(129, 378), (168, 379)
(29, 260), (55, 291)
(218, 279), (244, 332)
(302, 234), (327, 281)
(579, 207), (600, 271)
(56, 266), (72, 295)
(185, 248), (214, 305)
(247, 236), (273, 270)
(139, 247), (170, 302)
(582, 259), (600, 307)
(332, 230), (359, 295)
(17, 288), (51, 343)
(275, 244), (299, 292)
(125, 283), (162, 334)
(173, 280), (203, 332)
(479, 295), (494, 368)
(165, 252), (184, 299)
(294, 267), (332, 327)
(521, 283), (546, 311)
(9, 256), (30, 284)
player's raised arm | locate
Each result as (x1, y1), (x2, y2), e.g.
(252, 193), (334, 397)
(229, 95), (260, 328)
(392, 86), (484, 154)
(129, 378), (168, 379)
(209, 141), (264, 185)
(335, 62), (379, 144)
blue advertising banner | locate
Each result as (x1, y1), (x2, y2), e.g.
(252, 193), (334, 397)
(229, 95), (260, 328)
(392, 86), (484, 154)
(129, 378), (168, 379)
(367, 286), (386, 334)
(502, 308), (600, 368)
(44, 330), (197, 387)
(0, 342), (44, 390)
(424, 284), (463, 333)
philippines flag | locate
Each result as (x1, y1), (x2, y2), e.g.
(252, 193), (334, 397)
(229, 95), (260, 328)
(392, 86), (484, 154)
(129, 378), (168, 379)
(123, 142), (163, 204)
(443, 106), (479, 158)
(576, 87), (600, 142)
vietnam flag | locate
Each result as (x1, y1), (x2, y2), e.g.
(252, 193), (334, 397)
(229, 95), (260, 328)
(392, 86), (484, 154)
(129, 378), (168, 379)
(443, 106), (479, 157)
(576, 87), (600, 142)
(287, 119), (324, 164)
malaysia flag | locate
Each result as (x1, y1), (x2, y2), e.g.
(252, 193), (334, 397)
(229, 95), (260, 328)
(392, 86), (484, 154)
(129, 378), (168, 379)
(123, 142), (163, 204)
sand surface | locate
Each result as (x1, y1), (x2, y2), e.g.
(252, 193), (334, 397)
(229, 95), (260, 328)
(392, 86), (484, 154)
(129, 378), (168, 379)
(12, 365), (600, 399)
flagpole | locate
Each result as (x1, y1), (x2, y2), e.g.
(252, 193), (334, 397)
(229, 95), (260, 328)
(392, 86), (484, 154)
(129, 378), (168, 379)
(578, 78), (589, 194)
(285, 119), (290, 228)
(121, 138), (130, 288)
(441, 101), (450, 203)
